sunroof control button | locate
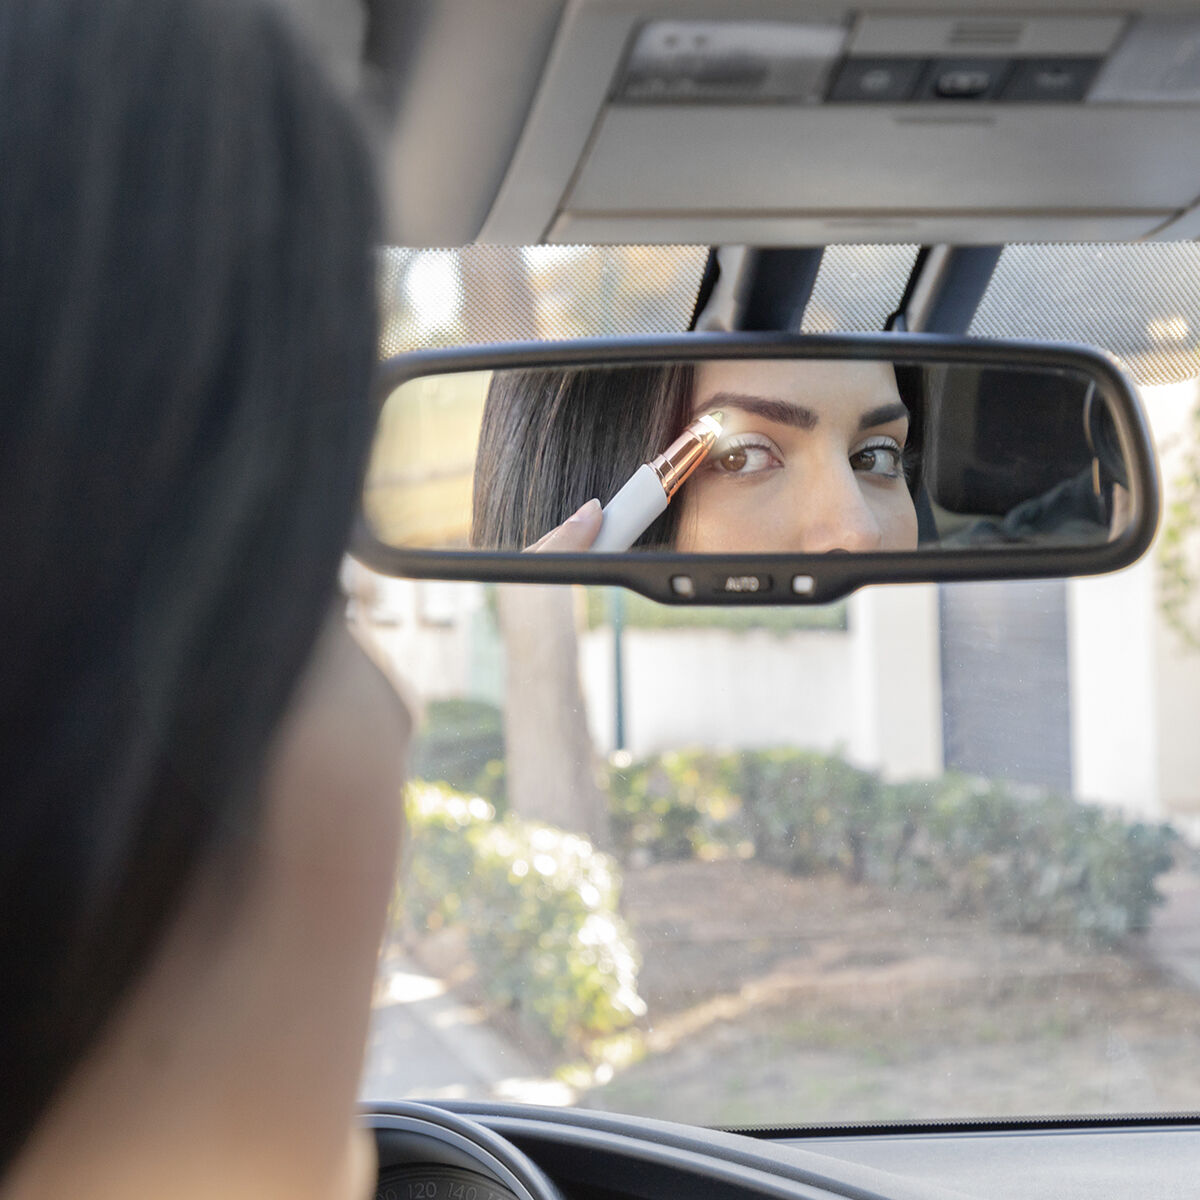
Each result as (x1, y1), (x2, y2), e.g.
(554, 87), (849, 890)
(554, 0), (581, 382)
(919, 57), (1010, 100)
(1000, 57), (1101, 102)
(828, 57), (925, 101)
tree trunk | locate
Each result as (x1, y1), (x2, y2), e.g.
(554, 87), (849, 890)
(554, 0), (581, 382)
(496, 584), (609, 846)
(458, 250), (608, 843)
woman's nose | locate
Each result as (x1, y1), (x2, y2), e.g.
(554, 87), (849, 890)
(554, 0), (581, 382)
(791, 464), (883, 553)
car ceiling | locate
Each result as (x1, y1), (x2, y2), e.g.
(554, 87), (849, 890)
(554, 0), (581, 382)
(278, 1), (1200, 249)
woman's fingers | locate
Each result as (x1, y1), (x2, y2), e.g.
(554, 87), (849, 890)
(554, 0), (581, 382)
(525, 498), (603, 552)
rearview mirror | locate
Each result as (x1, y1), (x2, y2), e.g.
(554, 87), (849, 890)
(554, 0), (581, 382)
(353, 334), (1159, 604)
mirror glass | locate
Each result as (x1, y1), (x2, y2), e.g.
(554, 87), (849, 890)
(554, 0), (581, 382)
(363, 358), (1133, 555)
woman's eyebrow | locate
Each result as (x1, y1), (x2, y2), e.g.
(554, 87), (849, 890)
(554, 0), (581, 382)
(859, 400), (909, 430)
(696, 392), (818, 430)
(695, 393), (909, 432)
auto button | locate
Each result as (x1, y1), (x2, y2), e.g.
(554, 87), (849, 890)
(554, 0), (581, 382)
(708, 573), (773, 597)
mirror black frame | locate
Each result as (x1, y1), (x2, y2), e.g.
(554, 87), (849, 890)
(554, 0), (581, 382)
(351, 333), (1160, 605)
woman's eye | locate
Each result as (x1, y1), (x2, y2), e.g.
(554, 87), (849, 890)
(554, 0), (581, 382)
(850, 441), (904, 478)
(710, 440), (780, 477)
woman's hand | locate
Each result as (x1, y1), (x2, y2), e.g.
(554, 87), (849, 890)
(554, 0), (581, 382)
(525, 498), (602, 552)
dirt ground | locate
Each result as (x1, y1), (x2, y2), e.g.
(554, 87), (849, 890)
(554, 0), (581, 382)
(579, 859), (1200, 1127)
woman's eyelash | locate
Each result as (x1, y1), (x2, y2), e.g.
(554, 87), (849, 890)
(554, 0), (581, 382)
(713, 433), (775, 455)
(857, 434), (920, 484)
(859, 436), (912, 482)
(856, 435), (903, 453)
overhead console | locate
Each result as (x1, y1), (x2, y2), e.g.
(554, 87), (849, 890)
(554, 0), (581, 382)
(374, 2), (1200, 246)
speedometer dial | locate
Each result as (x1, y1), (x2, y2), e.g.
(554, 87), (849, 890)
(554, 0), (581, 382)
(375, 1164), (521, 1200)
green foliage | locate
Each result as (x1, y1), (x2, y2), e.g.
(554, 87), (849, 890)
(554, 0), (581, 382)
(605, 752), (733, 862)
(881, 775), (1177, 940)
(400, 784), (485, 934)
(410, 698), (506, 808)
(606, 748), (1177, 944)
(469, 757), (508, 807)
(736, 749), (884, 882)
(402, 784), (645, 1046)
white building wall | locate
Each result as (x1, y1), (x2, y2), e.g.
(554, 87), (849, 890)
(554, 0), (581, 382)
(848, 584), (943, 781)
(1147, 381), (1200, 819)
(1154, 615), (1200, 819)
(579, 625), (855, 759)
(348, 570), (488, 707)
(1068, 378), (1200, 821)
(578, 583), (944, 781)
(1068, 563), (1161, 817)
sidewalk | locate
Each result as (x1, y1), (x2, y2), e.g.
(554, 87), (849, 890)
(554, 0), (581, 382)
(360, 950), (574, 1106)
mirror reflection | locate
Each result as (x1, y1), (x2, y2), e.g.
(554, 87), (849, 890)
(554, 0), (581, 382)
(364, 358), (1131, 555)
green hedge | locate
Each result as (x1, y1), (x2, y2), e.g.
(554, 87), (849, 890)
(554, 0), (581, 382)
(604, 749), (1176, 943)
(880, 775), (1176, 940)
(401, 783), (645, 1047)
(606, 752), (732, 862)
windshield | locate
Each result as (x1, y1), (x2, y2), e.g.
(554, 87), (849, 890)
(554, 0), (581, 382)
(356, 245), (1200, 1127)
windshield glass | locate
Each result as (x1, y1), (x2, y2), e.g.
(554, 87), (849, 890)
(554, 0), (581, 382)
(356, 245), (1200, 1126)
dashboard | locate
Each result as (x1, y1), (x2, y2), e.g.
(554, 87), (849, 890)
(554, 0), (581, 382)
(375, 1165), (518, 1200)
(366, 1101), (1200, 1200)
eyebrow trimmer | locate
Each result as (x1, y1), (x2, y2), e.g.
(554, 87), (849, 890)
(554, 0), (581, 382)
(590, 412), (723, 552)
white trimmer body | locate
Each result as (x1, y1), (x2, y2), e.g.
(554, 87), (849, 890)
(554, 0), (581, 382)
(590, 463), (668, 552)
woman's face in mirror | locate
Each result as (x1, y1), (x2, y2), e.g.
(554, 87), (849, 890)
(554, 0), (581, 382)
(675, 359), (919, 554)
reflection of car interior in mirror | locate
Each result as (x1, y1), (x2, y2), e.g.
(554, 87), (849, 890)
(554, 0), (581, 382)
(925, 368), (1124, 548)
(362, 357), (1132, 556)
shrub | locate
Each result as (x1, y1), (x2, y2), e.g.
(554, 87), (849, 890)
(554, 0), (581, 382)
(605, 747), (1176, 945)
(605, 751), (732, 862)
(400, 784), (487, 934)
(402, 783), (645, 1046)
(885, 775), (1177, 940)
(735, 749), (885, 881)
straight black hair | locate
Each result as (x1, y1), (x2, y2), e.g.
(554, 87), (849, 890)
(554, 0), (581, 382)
(0, 0), (379, 1170)
(472, 365), (696, 550)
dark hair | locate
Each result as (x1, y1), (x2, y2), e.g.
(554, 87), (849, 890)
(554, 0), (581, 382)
(0, 0), (379, 1170)
(893, 365), (937, 543)
(471, 365), (695, 549)
(893, 364), (926, 482)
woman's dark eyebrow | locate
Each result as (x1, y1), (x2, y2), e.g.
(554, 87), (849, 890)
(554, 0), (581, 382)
(696, 392), (818, 430)
(695, 393), (909, 433)
(859, 401), (909, 430)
